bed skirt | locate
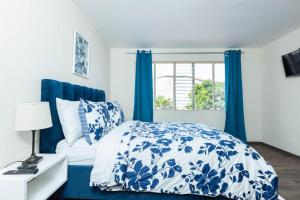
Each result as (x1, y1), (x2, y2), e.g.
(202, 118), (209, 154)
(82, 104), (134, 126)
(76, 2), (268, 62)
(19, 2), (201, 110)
(58, 165), (230, 200)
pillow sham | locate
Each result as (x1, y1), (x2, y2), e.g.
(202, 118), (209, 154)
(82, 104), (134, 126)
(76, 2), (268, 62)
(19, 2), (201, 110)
(103, 101), (124, 130)
(56, 98), (83, 146)
(79, 99), (111, 145)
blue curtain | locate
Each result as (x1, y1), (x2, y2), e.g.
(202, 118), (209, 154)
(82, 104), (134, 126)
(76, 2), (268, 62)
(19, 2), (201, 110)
(224, 50), (247, 142)
(133, 50), (153, 122)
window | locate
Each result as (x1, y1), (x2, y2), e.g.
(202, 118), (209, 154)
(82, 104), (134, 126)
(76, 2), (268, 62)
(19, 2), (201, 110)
(153, 62), (225, 110)
(154, 63), (174, 109)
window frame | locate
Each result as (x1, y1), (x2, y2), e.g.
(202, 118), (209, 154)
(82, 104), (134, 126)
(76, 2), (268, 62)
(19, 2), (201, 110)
(153, 61), (225, 111)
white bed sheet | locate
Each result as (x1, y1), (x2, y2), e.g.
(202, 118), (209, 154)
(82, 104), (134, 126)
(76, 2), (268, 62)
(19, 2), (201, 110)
(56, 137), (97, 165)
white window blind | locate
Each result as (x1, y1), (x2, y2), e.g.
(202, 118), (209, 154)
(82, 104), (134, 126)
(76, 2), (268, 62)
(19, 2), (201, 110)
(175, 63), (194, 110)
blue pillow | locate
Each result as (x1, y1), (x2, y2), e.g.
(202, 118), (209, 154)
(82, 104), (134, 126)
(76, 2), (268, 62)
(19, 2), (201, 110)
(104, 101), (124, 129)
(79, 99), (111, 145)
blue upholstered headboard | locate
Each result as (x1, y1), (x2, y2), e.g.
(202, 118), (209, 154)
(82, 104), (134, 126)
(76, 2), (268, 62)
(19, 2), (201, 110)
(40, 79), (105, 153)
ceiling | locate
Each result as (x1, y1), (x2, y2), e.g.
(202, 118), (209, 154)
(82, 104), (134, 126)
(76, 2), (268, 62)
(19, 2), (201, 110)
(74, 0), (300, 48)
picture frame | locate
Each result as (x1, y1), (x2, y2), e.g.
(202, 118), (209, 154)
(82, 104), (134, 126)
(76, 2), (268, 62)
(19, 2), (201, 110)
(73, 30), (90, 79)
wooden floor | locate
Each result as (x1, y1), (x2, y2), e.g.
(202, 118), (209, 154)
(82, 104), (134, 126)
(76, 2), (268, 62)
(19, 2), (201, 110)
(250, 142), (300, 199)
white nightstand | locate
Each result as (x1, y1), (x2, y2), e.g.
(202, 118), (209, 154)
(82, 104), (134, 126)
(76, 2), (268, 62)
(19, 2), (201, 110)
(0, 154), (67, 200)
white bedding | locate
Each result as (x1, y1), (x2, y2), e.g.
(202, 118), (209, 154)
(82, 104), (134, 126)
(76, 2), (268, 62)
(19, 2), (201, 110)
(91, 121), (132, 186)
(90, 121), (279, 200)
(56, 137), (97, 165)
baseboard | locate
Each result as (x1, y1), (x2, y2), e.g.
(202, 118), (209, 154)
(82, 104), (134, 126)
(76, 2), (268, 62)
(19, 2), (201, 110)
(249, 142), (300, 158)
(247, 141), (262, 144)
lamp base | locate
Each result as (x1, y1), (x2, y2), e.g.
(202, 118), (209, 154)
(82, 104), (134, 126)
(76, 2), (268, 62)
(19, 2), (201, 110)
(23, 155), (43, 165)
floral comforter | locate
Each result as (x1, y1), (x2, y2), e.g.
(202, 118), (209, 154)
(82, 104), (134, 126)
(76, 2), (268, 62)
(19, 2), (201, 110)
(90, 121), (278, 200)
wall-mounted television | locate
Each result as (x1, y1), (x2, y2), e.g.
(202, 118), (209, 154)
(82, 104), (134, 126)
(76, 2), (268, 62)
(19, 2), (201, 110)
(282, 48), (300, 77)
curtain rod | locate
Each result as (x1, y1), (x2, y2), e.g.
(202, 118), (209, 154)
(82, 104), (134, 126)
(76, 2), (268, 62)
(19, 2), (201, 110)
(126, 51), (245, 55)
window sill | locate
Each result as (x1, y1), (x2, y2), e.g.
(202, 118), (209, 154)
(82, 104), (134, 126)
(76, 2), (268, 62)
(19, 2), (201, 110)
(154, 109), (225, 112)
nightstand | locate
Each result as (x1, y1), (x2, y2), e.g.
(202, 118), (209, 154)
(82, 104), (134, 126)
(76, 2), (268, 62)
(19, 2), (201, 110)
(0, 154), (67, 200)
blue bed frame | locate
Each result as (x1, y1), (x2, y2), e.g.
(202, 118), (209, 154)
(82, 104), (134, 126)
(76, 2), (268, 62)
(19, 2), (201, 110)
(40, 79), (229, 200)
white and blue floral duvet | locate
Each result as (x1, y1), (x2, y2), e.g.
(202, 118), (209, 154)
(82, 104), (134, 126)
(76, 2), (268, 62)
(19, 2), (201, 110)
(91, 121), (278, 200)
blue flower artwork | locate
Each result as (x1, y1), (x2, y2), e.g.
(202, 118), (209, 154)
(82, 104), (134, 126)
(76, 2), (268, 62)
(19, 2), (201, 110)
(73, 31), (89, 78)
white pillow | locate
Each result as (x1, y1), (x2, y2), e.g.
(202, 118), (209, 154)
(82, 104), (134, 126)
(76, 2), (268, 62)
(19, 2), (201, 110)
(56, 98), (83, 146)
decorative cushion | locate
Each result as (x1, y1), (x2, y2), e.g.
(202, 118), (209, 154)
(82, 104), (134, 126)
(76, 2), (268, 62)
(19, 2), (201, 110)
(56, 98), (83, 146)
(79, 99), (111, 145)
(103, 101), (125, 130)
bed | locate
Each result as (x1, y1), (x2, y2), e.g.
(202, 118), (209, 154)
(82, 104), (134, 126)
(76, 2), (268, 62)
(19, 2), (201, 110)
(40, 79), (278, 200)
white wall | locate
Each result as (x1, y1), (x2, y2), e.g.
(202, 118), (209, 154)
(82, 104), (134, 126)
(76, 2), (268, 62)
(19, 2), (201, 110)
(0, 0), (110, 167)
(261, 28), (300, 156)
(110, 48), (262, 142)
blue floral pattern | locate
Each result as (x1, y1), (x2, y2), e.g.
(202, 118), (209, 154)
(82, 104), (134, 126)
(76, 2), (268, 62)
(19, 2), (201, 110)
(103, 101), (124, 130)
(79, 99), (111, 145)
(92, 121), (278, 200)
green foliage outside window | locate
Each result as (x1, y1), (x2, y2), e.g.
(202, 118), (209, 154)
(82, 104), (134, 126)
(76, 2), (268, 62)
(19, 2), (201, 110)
(155, 95), (173, 109)
(186, 80), (225, 110)
(154, 80), (224, 110)
(214, 82), (225, 110)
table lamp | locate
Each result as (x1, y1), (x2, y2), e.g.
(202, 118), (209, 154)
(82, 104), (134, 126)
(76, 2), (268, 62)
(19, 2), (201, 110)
(14, 102), (52, 164)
